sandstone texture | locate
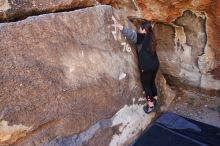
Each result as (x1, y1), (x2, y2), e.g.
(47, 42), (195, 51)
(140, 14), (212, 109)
(0, 4), (174, 146)
(135, 0), (220, 92)
(0, 0), (99, 22)
(0, 0), (219, 145)
(1, 0), (219, 92)
(0, 0), (144, 22)
(0, 5), (154, 145)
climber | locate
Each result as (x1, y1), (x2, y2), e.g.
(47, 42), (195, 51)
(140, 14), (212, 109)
(113, 16), (159, 113)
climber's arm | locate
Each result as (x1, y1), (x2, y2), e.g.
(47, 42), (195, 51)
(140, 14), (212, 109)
(112, 16), (137, 44)
(121, 26), (137, 44)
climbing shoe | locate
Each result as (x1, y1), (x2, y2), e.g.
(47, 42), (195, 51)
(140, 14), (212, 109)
(143, 99), (158, 114)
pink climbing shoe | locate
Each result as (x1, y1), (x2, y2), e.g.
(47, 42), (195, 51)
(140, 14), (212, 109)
(143, 99), (158, 114)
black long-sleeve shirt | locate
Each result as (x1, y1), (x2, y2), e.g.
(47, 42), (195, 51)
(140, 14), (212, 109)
(121, 27), (159, 71)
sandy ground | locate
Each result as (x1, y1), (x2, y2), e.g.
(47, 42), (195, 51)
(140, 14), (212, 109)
(168, 88), (220, 128)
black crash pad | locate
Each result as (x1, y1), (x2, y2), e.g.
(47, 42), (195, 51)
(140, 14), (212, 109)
(131, 112), (220, 146)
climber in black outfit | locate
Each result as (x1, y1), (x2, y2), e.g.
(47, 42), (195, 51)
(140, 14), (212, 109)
(113, 17), (159, 113)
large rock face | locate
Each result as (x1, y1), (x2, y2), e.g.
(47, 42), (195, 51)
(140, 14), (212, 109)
(0, 5), (160, 145)
(154, 11), (206, 87)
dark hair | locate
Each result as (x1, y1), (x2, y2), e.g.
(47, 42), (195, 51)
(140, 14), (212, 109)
(140, 20), (157, 55)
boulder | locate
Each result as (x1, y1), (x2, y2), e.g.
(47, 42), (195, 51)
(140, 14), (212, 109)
(0, 0), (140, 22)
(0, 0), (99, 22)
(0, 5), (152, 145)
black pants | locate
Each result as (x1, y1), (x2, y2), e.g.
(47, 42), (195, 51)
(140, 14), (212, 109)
(140, 69), (158, 102)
